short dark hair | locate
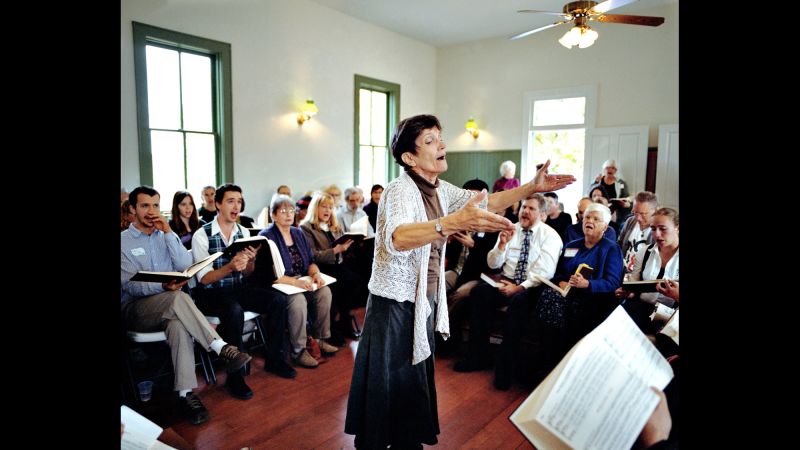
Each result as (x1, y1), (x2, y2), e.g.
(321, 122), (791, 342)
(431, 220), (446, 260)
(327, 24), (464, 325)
(215, 183), (245, 212)
(462, 178), (489, 192)
(542, 192), (558, 201)
(390, 114), (441, 169)
(129, 186), (158, 207)
(370, 184), (384, 194)
(296, 195), (313, 210)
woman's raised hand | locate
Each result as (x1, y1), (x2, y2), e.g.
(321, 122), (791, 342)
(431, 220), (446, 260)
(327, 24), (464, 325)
(448, 189), (514, 234)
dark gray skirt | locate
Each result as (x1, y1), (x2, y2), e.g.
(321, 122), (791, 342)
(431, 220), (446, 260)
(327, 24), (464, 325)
(344, 293), (439, 448)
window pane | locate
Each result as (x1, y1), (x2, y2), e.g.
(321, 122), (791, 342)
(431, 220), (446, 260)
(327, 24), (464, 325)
(532, 97), (586, 127)
(372, 146), (386, 187)
(359, 145), (373, 188)
(359, 89), (371, 145)
(146, 46), (181, 130)
(185, 133), (216, 201)
(181, 53), (213, 132)
(532, 129), (585, 217)
(151, 130), (186, 211)
(371, 91), (387, 147)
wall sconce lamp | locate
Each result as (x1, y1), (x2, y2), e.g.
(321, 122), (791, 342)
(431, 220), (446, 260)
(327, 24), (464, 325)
(297, 99), (318, 125)
(465, 117), (479, 138)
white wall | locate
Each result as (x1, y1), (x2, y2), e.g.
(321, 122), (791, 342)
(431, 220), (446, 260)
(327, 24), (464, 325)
(435, 3), (678, 154)
(121, 0), (436, 213)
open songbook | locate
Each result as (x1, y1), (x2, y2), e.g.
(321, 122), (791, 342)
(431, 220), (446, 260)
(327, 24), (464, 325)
(532, 263), (594, 297)
(272, 272), (337, 295)
(130, 252), (223, 283)
(510, 306), (674, 450)
(223, 235), (268, 256)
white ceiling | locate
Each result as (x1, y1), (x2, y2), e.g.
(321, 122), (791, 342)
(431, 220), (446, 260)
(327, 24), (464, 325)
(308, 0), (676, 47)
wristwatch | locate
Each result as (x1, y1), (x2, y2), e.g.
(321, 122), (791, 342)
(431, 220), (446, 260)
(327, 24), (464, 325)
(434, 218), (445, 236)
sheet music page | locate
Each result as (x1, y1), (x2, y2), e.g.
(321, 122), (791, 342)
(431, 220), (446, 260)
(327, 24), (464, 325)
(533, 306), (673, 450)
(121, 405), (162, 450)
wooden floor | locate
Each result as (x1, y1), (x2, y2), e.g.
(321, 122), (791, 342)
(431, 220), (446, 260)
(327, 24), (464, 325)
(130, 307), (538, 449)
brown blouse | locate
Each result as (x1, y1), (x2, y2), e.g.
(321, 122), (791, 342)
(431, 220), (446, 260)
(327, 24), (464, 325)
(407, 169), (446, 297)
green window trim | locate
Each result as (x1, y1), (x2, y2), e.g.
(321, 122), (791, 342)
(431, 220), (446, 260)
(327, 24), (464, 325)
(353, 74), (400, 185)
(132, 22), (233, 186)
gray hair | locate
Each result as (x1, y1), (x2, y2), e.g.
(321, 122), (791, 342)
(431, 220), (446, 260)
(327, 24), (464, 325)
(270, 194), (295, 215)
(584, 203), (611, 224)
(499, 160), (516, 176)
(634, 191), (658, 209)
(344, 186), (360, 201)
(602, 159), (618, 170)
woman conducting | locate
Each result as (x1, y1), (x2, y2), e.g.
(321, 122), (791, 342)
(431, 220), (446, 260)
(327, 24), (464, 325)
(344, 114), (574, 448)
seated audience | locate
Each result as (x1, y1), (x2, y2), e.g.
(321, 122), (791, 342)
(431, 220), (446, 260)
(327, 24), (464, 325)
(121, 186), (252, 425)
(362, 184), (383, 232)
(121, 199), (135, 231)
(294, 195), (312, 227)
(543, 191), (572, 242)
(324, 184), (343, 210)
(566, 197), (617, 242)
(300, 191), (368, 342)
(198, 185), (217, 223)
(260, 194), (338, 368)
(616, 207), (679, 334)
(337, 186), (368, 232)
(168, 190), (205, 249)
(534, 202), (623, 377)
(192, 184), (296, 401)
(454, 194), (562, 388)
(618, 191), (658, 273)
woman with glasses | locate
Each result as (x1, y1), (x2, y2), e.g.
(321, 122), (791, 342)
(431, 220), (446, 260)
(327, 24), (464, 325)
(259, 194), (337, 369)
(344, 114), (575, 449)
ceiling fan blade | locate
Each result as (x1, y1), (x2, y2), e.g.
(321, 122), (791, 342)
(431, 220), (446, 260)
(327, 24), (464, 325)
(592, 13), (665, 26)
(509, 21), (568, 40)
(517, 9), (573, 20)
(590, 0), (640, 14)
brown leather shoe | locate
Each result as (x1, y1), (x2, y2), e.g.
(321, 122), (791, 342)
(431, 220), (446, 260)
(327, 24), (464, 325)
(292, 349), (319, 368)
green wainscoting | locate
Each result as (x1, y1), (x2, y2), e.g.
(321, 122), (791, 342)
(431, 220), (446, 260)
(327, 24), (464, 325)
(441, 150), (521, 189)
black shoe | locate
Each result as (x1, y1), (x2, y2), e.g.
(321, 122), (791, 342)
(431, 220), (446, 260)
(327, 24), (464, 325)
(180, 392), (210, 425)
(264, 358), (297, 379)
(225, 373), (254, 400)
(219, 344), (252, 373)
(327, 328), (345, 347)
(453, 358), (491, 373)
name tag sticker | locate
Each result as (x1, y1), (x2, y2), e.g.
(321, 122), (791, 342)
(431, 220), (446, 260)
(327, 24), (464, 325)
(131, 248), (146, 256)
(564, 248), (578, 257)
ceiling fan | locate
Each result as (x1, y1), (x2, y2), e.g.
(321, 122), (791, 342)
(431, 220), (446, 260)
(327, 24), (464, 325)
(510, 0), (665, 48)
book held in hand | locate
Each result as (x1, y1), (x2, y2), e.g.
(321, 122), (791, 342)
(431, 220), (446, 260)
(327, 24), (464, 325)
(331, 232), (368, 247)
(480, 272), (508, 288)
(130, 252), (223, 283)
(272, 272), (337, 295)
(510, 306), (674, 450)
(223, 235), (268, 256)
(532, 263), (594, 297)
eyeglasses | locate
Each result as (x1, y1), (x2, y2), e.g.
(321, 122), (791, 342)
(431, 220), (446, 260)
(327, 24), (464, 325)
(278, 208), (296, 215)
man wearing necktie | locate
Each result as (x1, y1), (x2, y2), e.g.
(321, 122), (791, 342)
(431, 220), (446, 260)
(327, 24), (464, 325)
(454, 194), (563, 385)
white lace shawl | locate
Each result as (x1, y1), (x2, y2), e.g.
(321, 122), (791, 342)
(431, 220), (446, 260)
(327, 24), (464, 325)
(368, 170), (487, 364)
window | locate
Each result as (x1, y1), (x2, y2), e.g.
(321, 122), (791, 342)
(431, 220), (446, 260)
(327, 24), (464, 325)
(132, 22), (233, 210)
(522, 86), (597, 217)
(354, 75), (400, 192)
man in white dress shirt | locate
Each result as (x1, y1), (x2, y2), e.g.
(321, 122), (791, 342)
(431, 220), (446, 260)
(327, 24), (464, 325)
(336, 186), (368, 232)
(453, 194), (562, 390)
